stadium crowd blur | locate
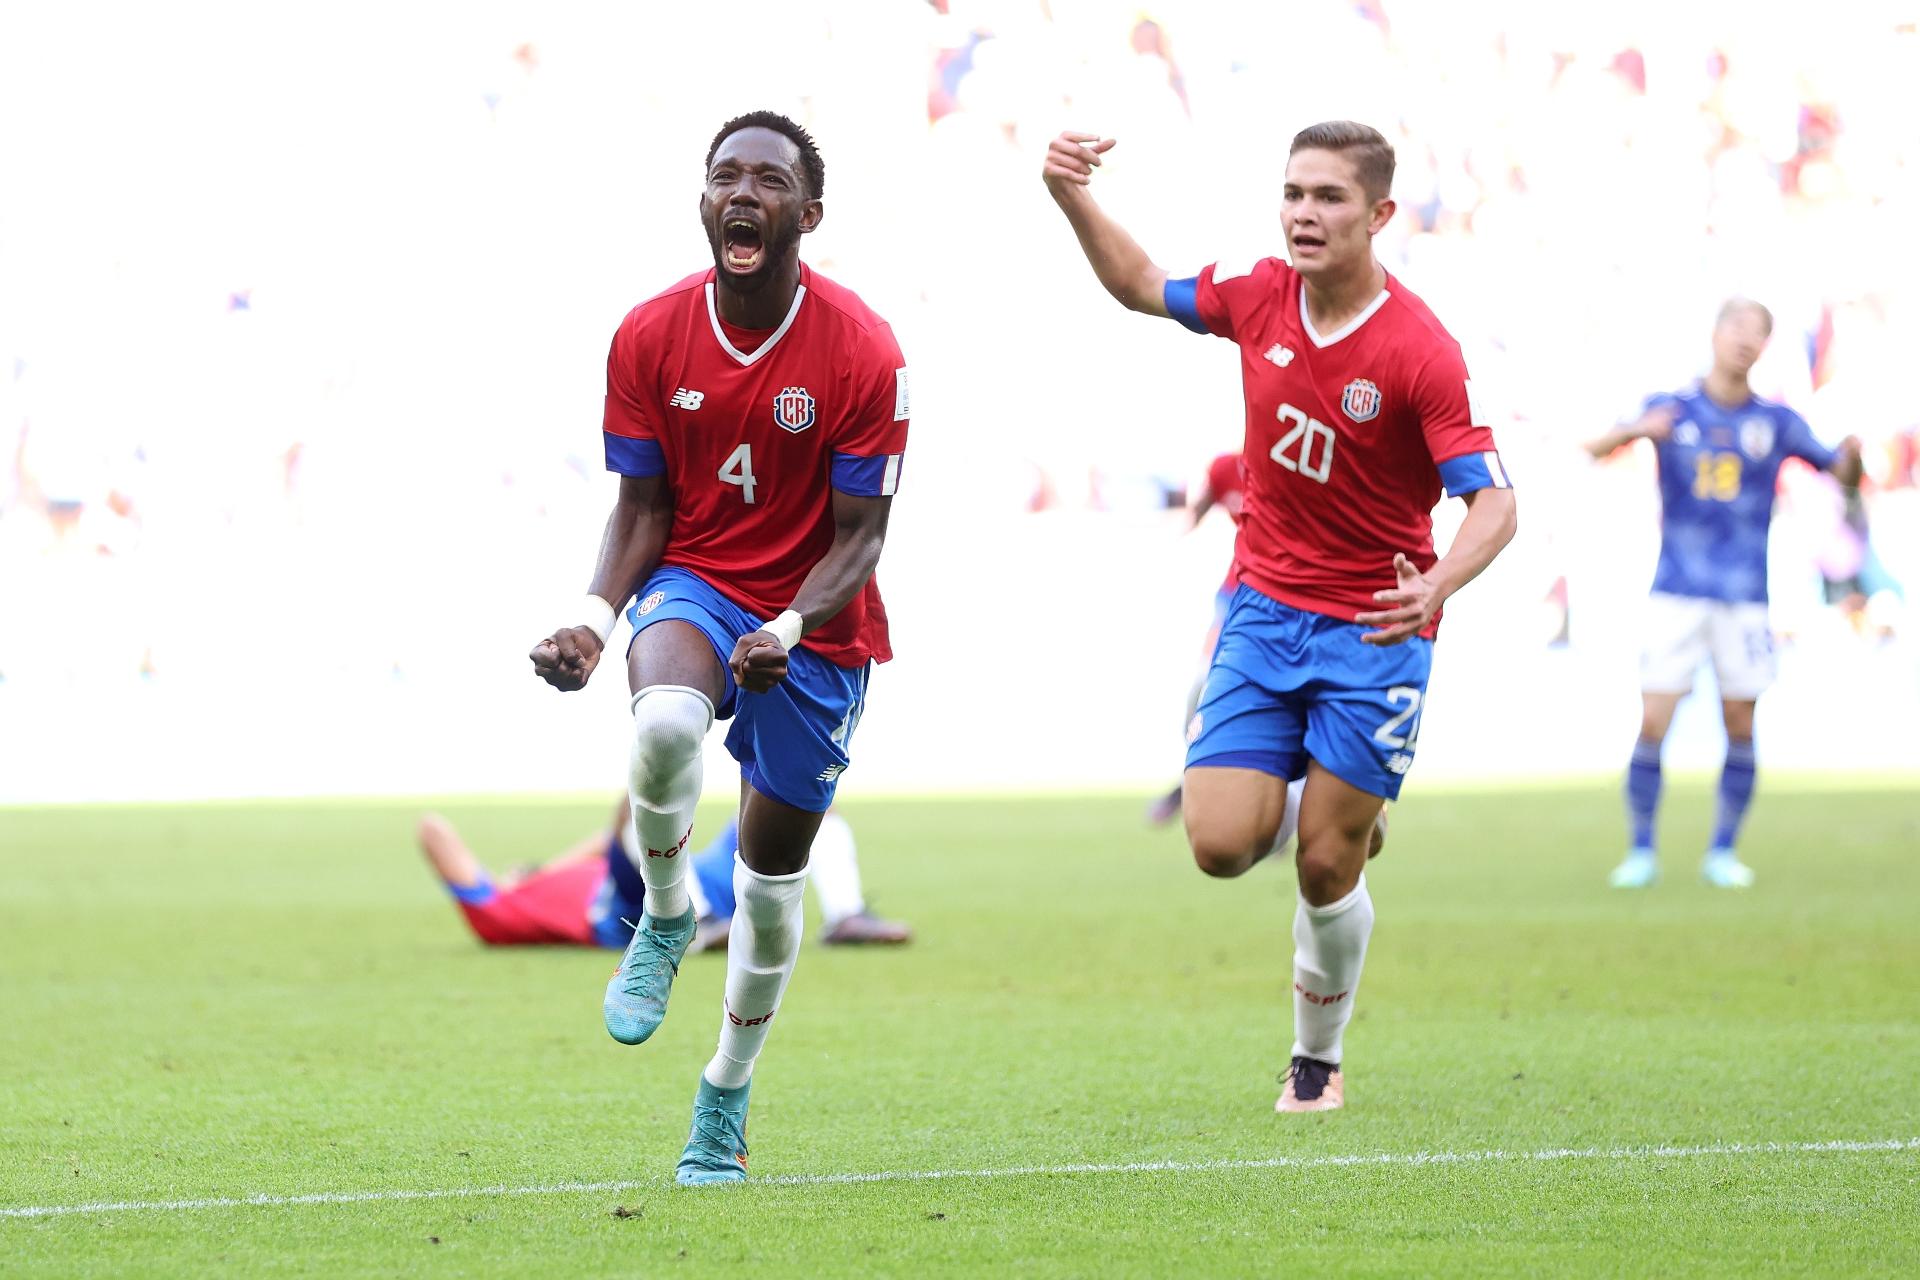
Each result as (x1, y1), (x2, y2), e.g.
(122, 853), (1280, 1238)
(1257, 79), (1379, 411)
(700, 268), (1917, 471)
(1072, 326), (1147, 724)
(3, 2), (1915, 791)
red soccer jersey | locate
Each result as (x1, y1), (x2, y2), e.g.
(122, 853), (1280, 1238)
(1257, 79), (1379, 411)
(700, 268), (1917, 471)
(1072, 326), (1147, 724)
(1177, 256), (1509, 638)
(1203, 451), (1247, 594)
(602, 264), (909, 666)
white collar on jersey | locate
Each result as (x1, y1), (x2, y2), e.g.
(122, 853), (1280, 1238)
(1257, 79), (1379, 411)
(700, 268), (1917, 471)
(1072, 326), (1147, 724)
(1299, 283), (1391, 349)
(706, 281), (808, 367)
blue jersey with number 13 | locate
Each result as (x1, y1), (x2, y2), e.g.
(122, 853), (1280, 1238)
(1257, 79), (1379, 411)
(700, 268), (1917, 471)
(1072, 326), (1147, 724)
(1644, 385), (1836, 604)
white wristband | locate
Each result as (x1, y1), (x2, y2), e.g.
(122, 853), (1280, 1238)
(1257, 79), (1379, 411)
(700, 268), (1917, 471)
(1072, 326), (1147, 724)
(577, 594), (617, 645)
(765, 609), (804, 650)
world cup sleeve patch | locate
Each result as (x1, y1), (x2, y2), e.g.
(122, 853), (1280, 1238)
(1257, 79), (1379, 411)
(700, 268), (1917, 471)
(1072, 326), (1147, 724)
(894, 367), (910, 421)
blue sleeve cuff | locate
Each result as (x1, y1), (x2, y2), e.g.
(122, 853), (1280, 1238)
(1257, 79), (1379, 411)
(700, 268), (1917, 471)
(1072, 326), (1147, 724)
(832, 452), (903, 497)
(1437, 451), (1514, 497)
(1797, 441), (1838, 471)
(1164, 277), (1207, 334)
(604, 433), (666, 476)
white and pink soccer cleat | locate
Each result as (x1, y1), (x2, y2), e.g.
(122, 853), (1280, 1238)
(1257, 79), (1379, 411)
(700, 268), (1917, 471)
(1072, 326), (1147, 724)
(1276, 1056), (1344, 1112)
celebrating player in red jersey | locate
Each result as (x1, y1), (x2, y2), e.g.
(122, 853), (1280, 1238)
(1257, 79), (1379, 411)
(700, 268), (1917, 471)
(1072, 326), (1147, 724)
(530, 111), (909, 1185)
(1045, 120), (1516, 1113)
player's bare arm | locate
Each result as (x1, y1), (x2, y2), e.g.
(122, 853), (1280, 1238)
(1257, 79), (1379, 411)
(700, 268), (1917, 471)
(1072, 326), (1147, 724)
(1585, 405), (1675, 459)
(1357, 487), (1518, 646)
(1186, 477), (1217, 531)
(530, 473), (674, 692)
(1829, 435), (1865, 486)
(1041, 132), (1171, 317)
(730, 489), (892, 694)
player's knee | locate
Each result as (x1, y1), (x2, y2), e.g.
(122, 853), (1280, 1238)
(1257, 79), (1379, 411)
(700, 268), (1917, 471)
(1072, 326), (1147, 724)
(1189, 832), (1258, 879)
(1295, 840), (1361, 905)
(628, 686), (714, 802)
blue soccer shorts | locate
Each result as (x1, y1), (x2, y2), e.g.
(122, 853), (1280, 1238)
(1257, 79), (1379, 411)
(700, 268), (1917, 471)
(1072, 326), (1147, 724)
(1185, 585), (1434, 801)
(625, 567), (868, 813)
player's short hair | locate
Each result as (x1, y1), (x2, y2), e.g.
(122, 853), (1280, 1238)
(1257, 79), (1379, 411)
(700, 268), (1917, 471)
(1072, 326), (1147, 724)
(1717, 297), (1774, 335)
(706, 110), (825, 200)
(1288, 120), (1395, 203)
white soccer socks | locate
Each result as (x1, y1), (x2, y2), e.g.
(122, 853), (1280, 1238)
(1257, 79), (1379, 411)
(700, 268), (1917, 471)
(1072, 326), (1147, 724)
(804, 812), (866, 928)
(626, 685), (714, 921)
(704, 862), (807, 1089)
(1290, 874), (1375, 1064)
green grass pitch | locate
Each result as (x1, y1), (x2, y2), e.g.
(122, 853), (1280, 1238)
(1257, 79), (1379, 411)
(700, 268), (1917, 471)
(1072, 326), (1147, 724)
(3, 781), (1917, 1277)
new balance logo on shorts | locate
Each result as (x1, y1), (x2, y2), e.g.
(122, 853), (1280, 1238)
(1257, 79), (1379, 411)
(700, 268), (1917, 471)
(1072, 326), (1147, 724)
(669, 388), (705, 411)
(647, 828), (692, 859)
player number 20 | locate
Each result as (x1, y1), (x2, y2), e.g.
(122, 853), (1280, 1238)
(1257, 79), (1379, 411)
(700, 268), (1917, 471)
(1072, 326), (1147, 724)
(1273, 403), (1336, 484)
(719, 443), (757, 504)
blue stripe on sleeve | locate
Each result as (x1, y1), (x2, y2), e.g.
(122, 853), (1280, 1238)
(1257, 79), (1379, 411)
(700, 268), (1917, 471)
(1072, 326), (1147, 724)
(1164, 276), (1207, 334)
(1437, 451), (1512, 498)
(604, 433), (665, 476)
(832, 452), (901, 497)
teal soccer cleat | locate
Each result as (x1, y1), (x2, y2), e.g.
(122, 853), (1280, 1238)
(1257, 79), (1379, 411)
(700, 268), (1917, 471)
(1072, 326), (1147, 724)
(602, 908), (697, 1045)
(1608, 849), (1659, 889)
(676, 1076), (751, 1186)
(1701, 849), (1756, 889)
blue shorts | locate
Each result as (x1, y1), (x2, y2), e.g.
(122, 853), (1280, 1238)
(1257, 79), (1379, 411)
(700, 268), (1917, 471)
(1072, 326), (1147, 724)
(1185, 585), (1433, 800)
(626, 567), (869, 813)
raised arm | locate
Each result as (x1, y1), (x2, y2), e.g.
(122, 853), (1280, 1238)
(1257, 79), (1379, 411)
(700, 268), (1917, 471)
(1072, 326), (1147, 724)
(730, 489), (891, 693)
(1586, 404), (1675, 459)
(1041, 132), (1170, 317)
(1828, 435), (1864, 487)
(529, 473), (674, 692)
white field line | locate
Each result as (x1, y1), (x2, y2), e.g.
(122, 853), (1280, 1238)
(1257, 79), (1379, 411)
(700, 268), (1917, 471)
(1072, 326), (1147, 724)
(3, 1137), (1914, 1221)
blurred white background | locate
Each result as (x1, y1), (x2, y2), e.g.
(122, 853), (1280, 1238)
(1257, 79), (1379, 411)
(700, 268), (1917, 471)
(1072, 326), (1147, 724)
(3, 0), (1917, 802)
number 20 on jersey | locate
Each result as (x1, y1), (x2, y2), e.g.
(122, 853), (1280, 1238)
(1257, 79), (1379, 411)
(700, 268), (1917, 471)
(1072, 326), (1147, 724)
(1272, 403), (1335, 484)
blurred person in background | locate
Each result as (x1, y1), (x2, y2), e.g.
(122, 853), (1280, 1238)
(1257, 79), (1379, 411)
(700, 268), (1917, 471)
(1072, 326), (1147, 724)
(1586, 299), (1862, 891)
(415, 799), (909, 950)
(527, 110), (909, 1186)
(1147, 450), (1246, 826)
(1044, 119), (1516, 1115)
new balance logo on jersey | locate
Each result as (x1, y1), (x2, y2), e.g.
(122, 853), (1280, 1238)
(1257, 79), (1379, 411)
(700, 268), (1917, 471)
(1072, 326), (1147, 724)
(669, 388), (705, 411)
(1265, 344), (1295, 367)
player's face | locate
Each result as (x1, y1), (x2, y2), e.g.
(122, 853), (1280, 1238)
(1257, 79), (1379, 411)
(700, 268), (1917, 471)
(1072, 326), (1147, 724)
(701, 128), (822, 294)
(1711, 308), (1771, 377)
(1280, 149), (1393, 278)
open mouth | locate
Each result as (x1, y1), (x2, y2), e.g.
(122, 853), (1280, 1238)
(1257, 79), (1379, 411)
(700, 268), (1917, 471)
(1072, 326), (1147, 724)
(722, 217), (766, 273)
(1291, 233), (1326, 253)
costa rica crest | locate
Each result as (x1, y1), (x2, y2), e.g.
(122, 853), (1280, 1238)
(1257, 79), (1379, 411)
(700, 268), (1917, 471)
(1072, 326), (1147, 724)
(774, 386), (817, 433)
(1341, 378), (1382, 423)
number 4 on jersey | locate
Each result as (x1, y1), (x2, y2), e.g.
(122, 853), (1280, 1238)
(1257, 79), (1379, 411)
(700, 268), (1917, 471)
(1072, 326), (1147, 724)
(720, 443), (757, 504)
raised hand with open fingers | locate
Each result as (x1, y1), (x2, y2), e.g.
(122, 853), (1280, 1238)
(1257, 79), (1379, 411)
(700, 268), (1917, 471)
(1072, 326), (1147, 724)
(1041, 131), (1116, 194)
(1355, 553), (1442, 646)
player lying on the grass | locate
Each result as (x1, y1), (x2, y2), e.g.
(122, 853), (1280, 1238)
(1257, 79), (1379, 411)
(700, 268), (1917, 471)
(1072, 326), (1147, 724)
(684, 812), (909, 950)
(528, 110), (909, 1186)
(1586, 299), (1861, 891)
(1045, 120), (1516, 1114)
(1148, 451), (1248, 826)
(415, 798), (910, 949)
